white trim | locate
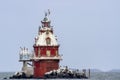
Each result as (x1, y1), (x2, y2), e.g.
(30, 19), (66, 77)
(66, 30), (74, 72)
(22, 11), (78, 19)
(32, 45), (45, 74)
(32, 56), (62, 60)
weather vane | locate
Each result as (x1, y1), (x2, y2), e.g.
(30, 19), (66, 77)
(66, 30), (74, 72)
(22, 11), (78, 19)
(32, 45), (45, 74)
(45, 9), (50, 17)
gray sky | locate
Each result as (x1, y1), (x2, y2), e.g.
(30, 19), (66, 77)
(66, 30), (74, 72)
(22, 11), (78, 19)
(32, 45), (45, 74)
(0, 0), (120, 72)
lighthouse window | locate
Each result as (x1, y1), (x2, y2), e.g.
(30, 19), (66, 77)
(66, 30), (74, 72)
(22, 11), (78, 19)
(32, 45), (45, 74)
(46, 50), (50, 57)
(46, 30), (49, 34)
(56, 50), (58, 56)
(46, 37), (51, 45)
(38, 48), (40, 57)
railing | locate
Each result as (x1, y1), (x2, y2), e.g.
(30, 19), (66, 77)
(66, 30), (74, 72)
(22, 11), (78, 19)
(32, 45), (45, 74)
(19, 53), (33, 61)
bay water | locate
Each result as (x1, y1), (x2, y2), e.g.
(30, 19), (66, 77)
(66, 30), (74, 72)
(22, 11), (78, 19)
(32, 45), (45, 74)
(0, 72), (120, 80)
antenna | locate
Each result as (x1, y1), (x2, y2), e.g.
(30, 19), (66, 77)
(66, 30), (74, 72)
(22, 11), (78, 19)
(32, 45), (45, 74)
(45, 12), (47, 17)
(48, 9), (50, 16)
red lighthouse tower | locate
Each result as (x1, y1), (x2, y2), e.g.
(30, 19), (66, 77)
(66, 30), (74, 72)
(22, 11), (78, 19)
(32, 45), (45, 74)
(33, 12), (61, 78)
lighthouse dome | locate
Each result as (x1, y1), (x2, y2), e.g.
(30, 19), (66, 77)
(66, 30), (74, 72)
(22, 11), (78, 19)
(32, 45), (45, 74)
(43, 16), (50, 22)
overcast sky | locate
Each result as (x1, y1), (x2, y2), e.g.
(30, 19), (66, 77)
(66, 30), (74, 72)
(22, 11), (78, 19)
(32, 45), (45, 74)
(0, 0), (120, 72)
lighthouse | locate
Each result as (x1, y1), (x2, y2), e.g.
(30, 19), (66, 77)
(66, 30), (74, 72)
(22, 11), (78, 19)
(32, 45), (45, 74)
(9, 11), (90, 79)
(32, 11), (61, 78)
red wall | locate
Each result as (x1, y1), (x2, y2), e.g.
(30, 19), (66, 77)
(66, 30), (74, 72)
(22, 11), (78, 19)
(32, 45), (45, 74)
(34, 46), (59, 57)
(33, 46), (60, 78)
(34, 60), (59, 78)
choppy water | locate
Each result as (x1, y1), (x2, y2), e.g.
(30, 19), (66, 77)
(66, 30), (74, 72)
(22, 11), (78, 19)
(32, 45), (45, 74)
(0, 72), (120, 80)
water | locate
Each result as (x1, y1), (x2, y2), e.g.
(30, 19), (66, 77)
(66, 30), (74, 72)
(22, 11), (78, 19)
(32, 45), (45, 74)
(0, 72), (120, 80)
